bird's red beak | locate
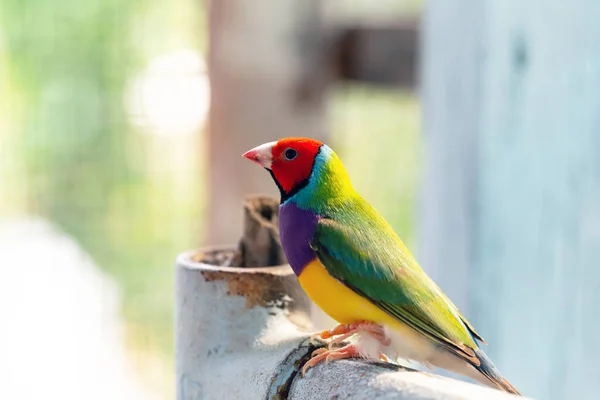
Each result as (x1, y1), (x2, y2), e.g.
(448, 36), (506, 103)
(242, 141), (276, 169)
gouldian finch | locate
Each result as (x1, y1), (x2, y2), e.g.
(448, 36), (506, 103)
(243, 138), (520, 395)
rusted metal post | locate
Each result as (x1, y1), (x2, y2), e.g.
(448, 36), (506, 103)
(175, 249), (309, 399)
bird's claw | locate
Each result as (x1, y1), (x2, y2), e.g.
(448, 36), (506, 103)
(310, 321), (390, 348)
(310, 321), (369, 345)
(301, 343), (360, 376)
(309, 328), (337, 344)
(303, 321), (392, 376)
(311, 347), (328, 357)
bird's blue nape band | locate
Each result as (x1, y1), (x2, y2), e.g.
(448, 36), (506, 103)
(286, 145), (333, 208)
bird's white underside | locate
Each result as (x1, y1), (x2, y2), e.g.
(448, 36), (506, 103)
(352, 325), (491, 389)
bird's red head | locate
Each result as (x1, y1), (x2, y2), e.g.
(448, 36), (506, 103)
(243, 137), (323, 197)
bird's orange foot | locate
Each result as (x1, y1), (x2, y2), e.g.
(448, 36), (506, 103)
(310, 321), (390, 349)
(301, 343), (361, 376)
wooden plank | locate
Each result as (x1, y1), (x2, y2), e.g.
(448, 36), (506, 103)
(421, 1), (600, 399)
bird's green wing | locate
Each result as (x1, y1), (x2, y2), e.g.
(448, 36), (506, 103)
(311, 200), (485, 365)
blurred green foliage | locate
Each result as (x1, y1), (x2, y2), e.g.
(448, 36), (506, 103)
(0, 0), (206, 394)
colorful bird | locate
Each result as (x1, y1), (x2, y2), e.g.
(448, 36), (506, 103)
(243, 137), (520, 395)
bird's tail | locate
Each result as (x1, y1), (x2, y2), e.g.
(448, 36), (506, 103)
(474, 349), (521, 396)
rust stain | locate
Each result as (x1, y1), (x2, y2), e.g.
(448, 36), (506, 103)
(201, 270), (290, 308)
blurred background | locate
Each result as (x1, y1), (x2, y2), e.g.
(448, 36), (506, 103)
(0, 1), (420, 399)
(1, 0), (599, 399)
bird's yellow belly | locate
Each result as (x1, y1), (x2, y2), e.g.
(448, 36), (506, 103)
(297, 258), (438, 361)
(298, 258), (402, 328)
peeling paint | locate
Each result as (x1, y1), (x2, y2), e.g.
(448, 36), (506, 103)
(200, 269), (292, 308)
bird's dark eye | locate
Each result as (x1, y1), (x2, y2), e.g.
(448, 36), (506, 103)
(284, 148), (298, 160)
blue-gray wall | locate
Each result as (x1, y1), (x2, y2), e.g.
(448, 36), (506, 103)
(420, 2), (600, 399)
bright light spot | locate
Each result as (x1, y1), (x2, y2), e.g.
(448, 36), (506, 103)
(125, 50), (210, 136)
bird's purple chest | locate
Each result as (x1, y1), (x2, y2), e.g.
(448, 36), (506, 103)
(279, 202), (319, 276)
